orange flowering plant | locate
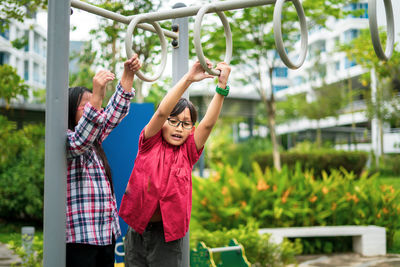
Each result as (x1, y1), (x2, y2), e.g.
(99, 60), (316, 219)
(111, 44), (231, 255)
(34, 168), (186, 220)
(192, 162), (400, 250)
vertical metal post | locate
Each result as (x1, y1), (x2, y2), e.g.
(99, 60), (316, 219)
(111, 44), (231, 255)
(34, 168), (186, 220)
(43, 0), (69, 266)
(172, 3), (189, 266)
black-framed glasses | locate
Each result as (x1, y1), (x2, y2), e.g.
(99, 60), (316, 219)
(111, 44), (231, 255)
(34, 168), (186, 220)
(167, 118), (194, 130)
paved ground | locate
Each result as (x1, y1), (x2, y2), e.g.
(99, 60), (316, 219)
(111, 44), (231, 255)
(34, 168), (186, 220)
(1, 242), (399, 267)
(292, 253), (400, 267)
(0, 243), (20, 267)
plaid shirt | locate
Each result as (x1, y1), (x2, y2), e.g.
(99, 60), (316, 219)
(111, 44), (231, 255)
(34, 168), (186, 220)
(66, 83), (134, 245)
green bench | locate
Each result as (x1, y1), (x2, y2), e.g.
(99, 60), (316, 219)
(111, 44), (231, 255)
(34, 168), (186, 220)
(190, 239), (251, 267)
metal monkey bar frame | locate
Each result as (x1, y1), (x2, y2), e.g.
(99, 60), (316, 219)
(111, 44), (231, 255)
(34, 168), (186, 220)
(43, 0), (394, 266)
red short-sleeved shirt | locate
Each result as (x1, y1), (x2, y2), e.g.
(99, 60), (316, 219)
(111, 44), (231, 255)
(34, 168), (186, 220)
(119, 128), (203, 242)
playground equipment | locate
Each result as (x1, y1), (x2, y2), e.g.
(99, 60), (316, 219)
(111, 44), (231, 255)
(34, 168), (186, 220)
(70, 0), (310, 80)
(191, 239), (251, 267)
(70, 0), (396, 79)
(113, 238), (250, 267)
(368, 0), (394, 61)
(44, 0), (396, 266)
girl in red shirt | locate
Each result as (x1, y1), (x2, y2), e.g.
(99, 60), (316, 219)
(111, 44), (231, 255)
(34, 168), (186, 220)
(120, 60), (231, 266)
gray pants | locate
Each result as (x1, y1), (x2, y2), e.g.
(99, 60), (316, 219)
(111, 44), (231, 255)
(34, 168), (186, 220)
(124, 223), (183, 267)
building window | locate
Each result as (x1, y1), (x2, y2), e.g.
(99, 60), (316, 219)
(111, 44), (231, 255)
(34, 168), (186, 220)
(273, 67), (288, 78)
(0, 28), (9, 40)
(315, 40), (326, 53)
(344, 29), (359, 43)
(15, 58), (20, 75)
(24, 30), (29, 52)
(34, 32), (41, 55)
(335, 61), (341, 71)
(293, 76), (304, 85)
(24, 60), (29, 81)
(33, 62), (40, 83)
(273, 85), (288, 92)
(0, 52), (10, 65)
(345, 3), (368, 19)
(334, 36), (340, 45)
(42, 43), (46, 57)
(344, 58), (357, 69)
(359, 3), (368, 19)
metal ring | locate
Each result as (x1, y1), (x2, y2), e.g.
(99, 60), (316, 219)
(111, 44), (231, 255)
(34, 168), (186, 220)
(273, 0), (308, 70)
(369, 0), (394, 61)
(194, 5), (232, 76)
(125, 16), (167, 82)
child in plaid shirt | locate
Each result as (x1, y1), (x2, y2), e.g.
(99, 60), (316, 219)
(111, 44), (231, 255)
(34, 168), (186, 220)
(66, 54), (141, 267)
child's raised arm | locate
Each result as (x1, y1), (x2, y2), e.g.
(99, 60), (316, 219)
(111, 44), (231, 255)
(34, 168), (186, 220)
(194, 62), (231, 151)
(144, 61), (214, 139)
(99, 55), (141, 141)
(120, 54), (141, 92)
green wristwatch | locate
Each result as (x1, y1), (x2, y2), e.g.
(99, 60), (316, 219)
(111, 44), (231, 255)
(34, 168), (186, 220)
(216, 85), (230, 96)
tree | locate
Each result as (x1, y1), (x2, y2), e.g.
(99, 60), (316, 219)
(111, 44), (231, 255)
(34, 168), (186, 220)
(0, 0), (46, 32)
(340, 29), (400, 159)
(0, 64), (29, 108)
(201, 0), (354, 170)
(300, 83), (347, 146)
(69, 42), (97, 90)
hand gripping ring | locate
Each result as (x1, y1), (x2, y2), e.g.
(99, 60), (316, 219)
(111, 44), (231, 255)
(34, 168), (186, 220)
(125, 16), (167, 82)
(194, 5), (233, 76)
(273, 0), (308, 70)
(369, 0), (394, 61)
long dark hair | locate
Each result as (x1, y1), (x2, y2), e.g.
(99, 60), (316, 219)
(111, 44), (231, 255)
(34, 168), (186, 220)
(170, 98), (198, 123)
(68, 86), (114, 194)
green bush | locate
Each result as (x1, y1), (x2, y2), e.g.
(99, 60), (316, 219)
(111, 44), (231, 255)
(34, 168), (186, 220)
(375, 154), (400, 176)
(192, 163), (400, 251)
(0, 116), (45, 222)
(296, 236), (352, 254)
(8, 235), (43, 267)
(190, 221), (302, 267)
(216, 138), (273, 174)
(206, 124), (273, 173)
(252, 150), (368, 177)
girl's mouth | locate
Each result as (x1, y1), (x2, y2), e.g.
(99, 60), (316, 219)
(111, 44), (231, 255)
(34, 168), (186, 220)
(171, 134), (182, 140)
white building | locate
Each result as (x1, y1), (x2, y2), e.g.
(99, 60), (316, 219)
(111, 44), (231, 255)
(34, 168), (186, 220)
(0, 16), (47, 102)
(270, 1), (400, 154)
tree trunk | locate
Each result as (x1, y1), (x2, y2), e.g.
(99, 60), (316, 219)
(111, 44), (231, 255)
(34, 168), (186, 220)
(265, 97), (281, 171)
(261, 65), (281, 171)
(256, 58), (281, 171)
(348, 77), (357, 150)
(379, 119), (384, 159)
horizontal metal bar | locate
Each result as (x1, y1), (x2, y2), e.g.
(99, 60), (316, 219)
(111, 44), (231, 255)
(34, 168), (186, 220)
(70, 0), (178, 39)
(71, 0), (280, 39)
(128, 0), (277, 22)
(209, 246), (242, 253)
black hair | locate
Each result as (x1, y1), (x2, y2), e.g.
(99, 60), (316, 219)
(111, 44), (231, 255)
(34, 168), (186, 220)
(170, 98), (197, 123)
(68, 87), (114, 194)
